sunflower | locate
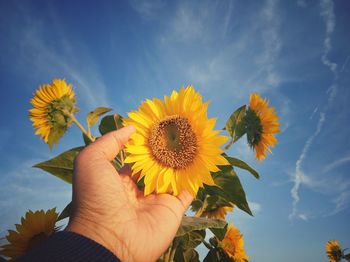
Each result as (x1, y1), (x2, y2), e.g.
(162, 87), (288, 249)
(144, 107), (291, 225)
(29, 79), (77, 147)
(245, 93), (279, 161)
(219, 224), (249, 262)
(200, 206), (233, 220)
(124, 86), (229, 196)
(325, 240), (342, 262)
(0, 209), (58, 260)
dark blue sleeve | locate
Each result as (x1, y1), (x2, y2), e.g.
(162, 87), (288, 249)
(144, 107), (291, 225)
(17, 231), (121, 262)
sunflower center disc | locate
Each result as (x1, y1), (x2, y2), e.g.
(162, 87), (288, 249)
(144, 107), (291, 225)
(149, 115), (197, 169)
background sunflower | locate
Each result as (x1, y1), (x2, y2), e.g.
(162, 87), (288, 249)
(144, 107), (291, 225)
(0, 209), (58, 260)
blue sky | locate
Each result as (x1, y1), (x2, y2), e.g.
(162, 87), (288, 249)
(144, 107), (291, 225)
(0, 0), (350, 261)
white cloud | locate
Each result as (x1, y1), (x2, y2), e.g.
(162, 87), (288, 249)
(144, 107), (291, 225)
(320, 0), (337, 74)
(323, 155), (350, 173)
(297, 0), (307, 8)
(9, 2), (109, 109)
(0, 158), (71, 231)
(128, 0), (165, 19)
(289, 0), (345, 221)
(298, 213), (309, 221)
(329, 191), (350, 216)
(255, 0), (282, 88)
(249, 201), (262, 215)
(289, 113), (325, 220)
(340, 54), (350, 73)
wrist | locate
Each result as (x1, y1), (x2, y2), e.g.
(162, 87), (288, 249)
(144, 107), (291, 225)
(65, 217), (132, 261)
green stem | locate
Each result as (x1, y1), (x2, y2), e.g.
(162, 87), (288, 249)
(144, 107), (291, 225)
(203, 239), (212, 250)
(120, 150), (125, 165)
(63, 110), (95, 142)
(161, 242), (176, 262)
(86, 118), (92, 139)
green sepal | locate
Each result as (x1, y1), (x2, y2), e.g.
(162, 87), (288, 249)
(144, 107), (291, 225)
(137, 176), (145, 189)
(33, 147), (83, 183)
(47, 126), (67, 149)
(225, 105), (246, 150)
(86, 107), (112, 127)
(57, 202), (72, 221)
(99, 113), (124, 135)
(224, 154), (260, 179)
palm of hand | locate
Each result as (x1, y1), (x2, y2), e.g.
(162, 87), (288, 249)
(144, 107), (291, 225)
(66, 127), (193, 262)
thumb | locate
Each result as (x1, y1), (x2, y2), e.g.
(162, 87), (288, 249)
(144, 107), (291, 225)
(80, 125), (136, 161)
(176, 191), (194, 214)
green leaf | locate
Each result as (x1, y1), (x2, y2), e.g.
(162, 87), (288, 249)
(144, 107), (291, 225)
(33, 147), (82, 183)
(99, 114), (123, 135)
(176, 216), (227, 237)
(203, 249), (222, 262)
(137, 176), (145, 189)
(86, 107), (112, 127)
(183, 249), (200, 262)
(344, 253), (350, 261)
(174, 247), (200, 262)
(225, 105), (246, 150)
(210, 223), (228, 241)
(179, 230), (206, 250)
(190, 199), (204, 213)
(205, 169), (252, 216)
(57, 202), (72, 221)
(225, 155), (260, 179)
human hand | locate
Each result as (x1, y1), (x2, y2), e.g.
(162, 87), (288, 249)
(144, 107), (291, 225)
(65, 126), (193, 262)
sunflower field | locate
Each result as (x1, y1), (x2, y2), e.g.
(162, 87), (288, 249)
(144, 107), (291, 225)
(1, 79), (282, 261)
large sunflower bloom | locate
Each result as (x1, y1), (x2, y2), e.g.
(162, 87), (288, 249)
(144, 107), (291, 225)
(29, 79), (77, 147)
(124, 86), (229, 196)
(0, 209), (58, 260)
(325, 240), (342, 262)
(219, 224), (249, 262)
(245, 93), (280, 161)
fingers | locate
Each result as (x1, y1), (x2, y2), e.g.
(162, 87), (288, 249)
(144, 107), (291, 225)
(176, 191), (194, 213)
(82, 126), (136, 161)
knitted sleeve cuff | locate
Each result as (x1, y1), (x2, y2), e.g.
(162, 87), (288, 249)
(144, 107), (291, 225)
(17, 231), (121, 262)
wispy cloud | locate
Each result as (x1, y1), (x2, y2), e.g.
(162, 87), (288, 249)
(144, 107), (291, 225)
(289, 0), (343, 220)
(8, 2), (109, 109)
(0, 158), (71, 231)
(320, 0), (337, 75)
(156, 0), (285, 102)
(128, 0), (165, 19)
(289, 113), (325, 220)
(249, 201), (262, 216)
(329, 191), (350, 216)
(340, 54), (350, 73)
(323, 155), (350, 173)
(297, 0), (307, 8)
(254, 0), (282, 88)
